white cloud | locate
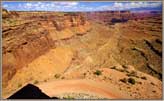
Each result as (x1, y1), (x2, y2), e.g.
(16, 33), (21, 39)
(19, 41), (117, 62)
(18, 2), (79, 11)
(2, 2), (162, 11)
(114, 2), (123, 8)
(99, 2), (162, 11)
(54, 2), (78, 6)
(2, 4), (8, 8)
(26, 3), (32, 7)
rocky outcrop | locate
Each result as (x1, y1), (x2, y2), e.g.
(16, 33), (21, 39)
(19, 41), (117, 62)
(85, 11), (161, 24)
(85, 11), (131, 24)
(2, 8), (19, 19)
(2, 12), (90, 88)
(2, 22), (54, 87)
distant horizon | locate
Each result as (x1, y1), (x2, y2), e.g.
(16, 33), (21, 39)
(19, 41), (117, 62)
(2, 1), (162, 12)
(3, 9), (162, 13)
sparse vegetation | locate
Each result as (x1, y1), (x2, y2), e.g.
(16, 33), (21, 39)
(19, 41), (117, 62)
(61, 77), (65, 79)
(103, 76), (107, 80)
(138, 82), (142, 84)
(122, 65), (128, 69)
(127, 71), (139, 78)
(127, 86), (130, 89)
(110, 66), (116, 69)
(141, 76), (147, 80)
(118, 69), (125, 72)
(18, 84), (22, 88)
(131, 47), (138, 51)
(120, 78), (127, 83)
(34, 80), (39, 84)
(54, 74), (61, 79)
(93, 70), (102, 76)
(150, 82), (155, 85)
(128, 78), (136, 85)
(63, 95), (75, 99)
(110, 66), (126, 72)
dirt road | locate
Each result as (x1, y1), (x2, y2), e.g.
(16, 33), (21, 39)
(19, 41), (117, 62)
(36, 79), (132, 99)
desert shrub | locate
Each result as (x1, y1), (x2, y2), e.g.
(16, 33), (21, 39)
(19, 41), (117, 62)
(93, 70), (102, 76)
(127, 71), (138, 78)
(83, 73), (86, 76)
(103, 76), (107, 80)
(127, 86), (130, 89)
(63, 96), (75, 99)
(120, 78), (127, 83)
(34, 80), (39, 84)
(138, 82), (142, 84)
(141, 76), (147, 80)
(110, 66), (116, 69)
(61, 77), (65, 79)
(118, 69), (125, 72)
(18, 84), (22, 88)
(132, 47), (138, 51)
(122, 65), (128, 69)
(128, 78), (136, 85)
(110, 66), (127, 73)
(54, 74), (60, 79)
(150, 82), (155, 85)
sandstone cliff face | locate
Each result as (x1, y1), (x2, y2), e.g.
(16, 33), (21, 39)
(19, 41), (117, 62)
(85, 11), (131, 24)
(2, 22), (53, 87)
(52, 14), (87, 31)
(2, 8), (19, 19)
(85, 11), (160, 24)
(2, 11), (91, 88)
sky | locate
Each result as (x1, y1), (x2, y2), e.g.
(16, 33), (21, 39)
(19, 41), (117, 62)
(2, 1), (162, 12)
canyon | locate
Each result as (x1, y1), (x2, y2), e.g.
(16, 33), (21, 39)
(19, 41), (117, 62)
(2, 9), (162, 99)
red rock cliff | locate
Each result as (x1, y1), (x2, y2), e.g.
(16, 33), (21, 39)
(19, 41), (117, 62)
(2, 12), (90, 87)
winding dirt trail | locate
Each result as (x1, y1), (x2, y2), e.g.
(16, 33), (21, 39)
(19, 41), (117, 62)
(36, 79), (132, 99)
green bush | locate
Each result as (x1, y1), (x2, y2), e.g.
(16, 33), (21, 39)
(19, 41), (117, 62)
(128, 78), (136, 85)
(93, 70), (102, 76)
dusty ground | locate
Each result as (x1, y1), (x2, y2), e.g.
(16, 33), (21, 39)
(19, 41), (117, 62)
(36, 79), (132, 99)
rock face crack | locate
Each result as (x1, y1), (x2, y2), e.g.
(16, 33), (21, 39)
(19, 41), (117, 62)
(144, 39), (162, 58)
(146, 63), (162, 80)
(131, 47), (148, 61)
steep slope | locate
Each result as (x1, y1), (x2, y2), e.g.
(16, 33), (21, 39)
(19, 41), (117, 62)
(2, 11), (91, 91)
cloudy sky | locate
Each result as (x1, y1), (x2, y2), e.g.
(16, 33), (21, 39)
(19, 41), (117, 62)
(2, 1), (162, 12)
